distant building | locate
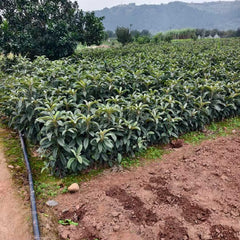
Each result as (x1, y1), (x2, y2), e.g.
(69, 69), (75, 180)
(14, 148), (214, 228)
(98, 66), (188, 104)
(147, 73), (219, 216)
(214, 34), (220, 38)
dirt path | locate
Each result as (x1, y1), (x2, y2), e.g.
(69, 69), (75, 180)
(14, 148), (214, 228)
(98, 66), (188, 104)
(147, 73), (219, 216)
(0, 129), (32, 240)
(56, 134), (240, 240)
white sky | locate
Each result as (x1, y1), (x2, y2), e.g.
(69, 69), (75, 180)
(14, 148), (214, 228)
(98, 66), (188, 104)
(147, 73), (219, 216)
(75, 0), (235, 11)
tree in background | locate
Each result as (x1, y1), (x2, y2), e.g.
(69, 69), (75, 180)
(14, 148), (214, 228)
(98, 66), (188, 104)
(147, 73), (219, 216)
(235, 28), (240, 37)
(84, 12), (104, 46)
(130, 30), (141, 39)
(0, 0), (105, 60)
(132, 29), (151, 44)
(116, 27), (132, 45)
(140, 29), (151, 36)
(105, 30), (116, 39)
(152, 32), (172, 43)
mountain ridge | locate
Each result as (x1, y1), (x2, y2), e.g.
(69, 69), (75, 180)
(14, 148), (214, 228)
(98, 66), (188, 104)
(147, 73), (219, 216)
(95, 1), (240, 33)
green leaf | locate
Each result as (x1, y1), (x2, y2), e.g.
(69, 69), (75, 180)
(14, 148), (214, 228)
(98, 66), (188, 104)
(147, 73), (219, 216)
(57, 137), (65, 147)
(109, 132), (117, 142)
(117, 153), (122, 163)
(82, 156), (90, 166)
(63, 145), (71, 153)
(47, 132), (53, 141)
(67, 158), (75, 169)
(76, 145), (83, 155)
(83, 138), (89, 149)
(77, 155), (83, 164)
(213, 104), (221, 112)
(104, 139), (113, 149)
(98, 143), (103, 153)
(76, 137), (82, 146)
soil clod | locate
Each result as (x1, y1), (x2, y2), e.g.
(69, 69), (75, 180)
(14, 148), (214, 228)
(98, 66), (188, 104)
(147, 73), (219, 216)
(60, 205), (86, 223)
(158, 217), (189, 240)
(106, 186), (158, 225)
(181, 200), (211, 224)
(210, 225), (239, 240)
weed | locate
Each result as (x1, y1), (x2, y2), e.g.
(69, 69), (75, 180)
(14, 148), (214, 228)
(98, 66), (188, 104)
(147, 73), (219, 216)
(182, 132), (207, 144)
(58, 219), (78, 226)
(139, 146), (167, 160)
(35, 182), (61, 199)
(121, 156), (140, 168)
(61, 186), (68, 194)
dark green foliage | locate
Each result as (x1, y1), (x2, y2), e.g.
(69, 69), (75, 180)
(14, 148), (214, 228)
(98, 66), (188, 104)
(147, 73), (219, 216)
(152, 32), (173, 43)
(141, 30), (151, 36)
(0, 39), (240, 175)
(131, 29), (151, 44)
(116, 27), (132, 45)
(84, 12), (105, 46)
(153, 29), (196, 43)
(0, 0), (104, 60)
(135, 36), (151, 44)
(236, 28), (240, 37)
(131, 29), (150, 38)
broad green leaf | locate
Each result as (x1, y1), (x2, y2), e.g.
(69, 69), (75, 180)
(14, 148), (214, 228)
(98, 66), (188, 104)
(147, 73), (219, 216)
(57, 137), (65, 147)
(67, 158), (75, 169)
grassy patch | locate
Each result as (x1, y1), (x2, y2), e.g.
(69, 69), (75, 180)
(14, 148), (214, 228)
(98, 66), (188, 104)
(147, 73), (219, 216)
(182, 116), (240, 144)
(182, 131), (208, 144)
(121, 156), (140, 168)
(30, 153), (104, 199)
(121, 146), (170, 168)
(0, 128), (27, 185)
(142, 146), (169, 160)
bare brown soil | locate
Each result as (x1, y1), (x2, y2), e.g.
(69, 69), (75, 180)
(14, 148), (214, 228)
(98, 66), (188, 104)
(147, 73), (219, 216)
(0, 130), (32, 240)
(56, 134), (240, 240)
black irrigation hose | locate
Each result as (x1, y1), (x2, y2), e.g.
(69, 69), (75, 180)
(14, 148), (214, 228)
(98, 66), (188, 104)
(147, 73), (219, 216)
(19, 131), (41, 240)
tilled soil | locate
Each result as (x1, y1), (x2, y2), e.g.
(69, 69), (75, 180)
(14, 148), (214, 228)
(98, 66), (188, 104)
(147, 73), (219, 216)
(56, 134), (240, 240)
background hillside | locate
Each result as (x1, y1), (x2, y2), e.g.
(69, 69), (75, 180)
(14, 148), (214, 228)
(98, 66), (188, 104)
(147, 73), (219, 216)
(95, 1), (240, 33)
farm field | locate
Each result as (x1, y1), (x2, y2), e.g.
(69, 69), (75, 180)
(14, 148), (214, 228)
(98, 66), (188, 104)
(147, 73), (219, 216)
(0, 123), (240, 240)
(0, 38), (240, 240)
(0, 38), (240, 175)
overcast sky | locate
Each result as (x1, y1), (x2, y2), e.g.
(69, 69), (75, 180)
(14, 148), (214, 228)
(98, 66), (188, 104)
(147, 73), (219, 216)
(76, 0), (235, 11)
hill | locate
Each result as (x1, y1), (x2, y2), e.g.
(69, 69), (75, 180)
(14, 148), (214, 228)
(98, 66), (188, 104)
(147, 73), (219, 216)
(95, 1), (240, 33)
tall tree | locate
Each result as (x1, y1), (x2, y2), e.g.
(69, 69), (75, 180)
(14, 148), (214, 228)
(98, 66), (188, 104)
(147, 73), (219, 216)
(84, 12), (104, 46)
(115, 27), (132, 45)
(0, 0), (104, 60)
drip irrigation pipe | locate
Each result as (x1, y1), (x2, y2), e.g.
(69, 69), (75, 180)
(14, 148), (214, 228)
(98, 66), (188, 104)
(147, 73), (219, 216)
(19, 131), (41, 240)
